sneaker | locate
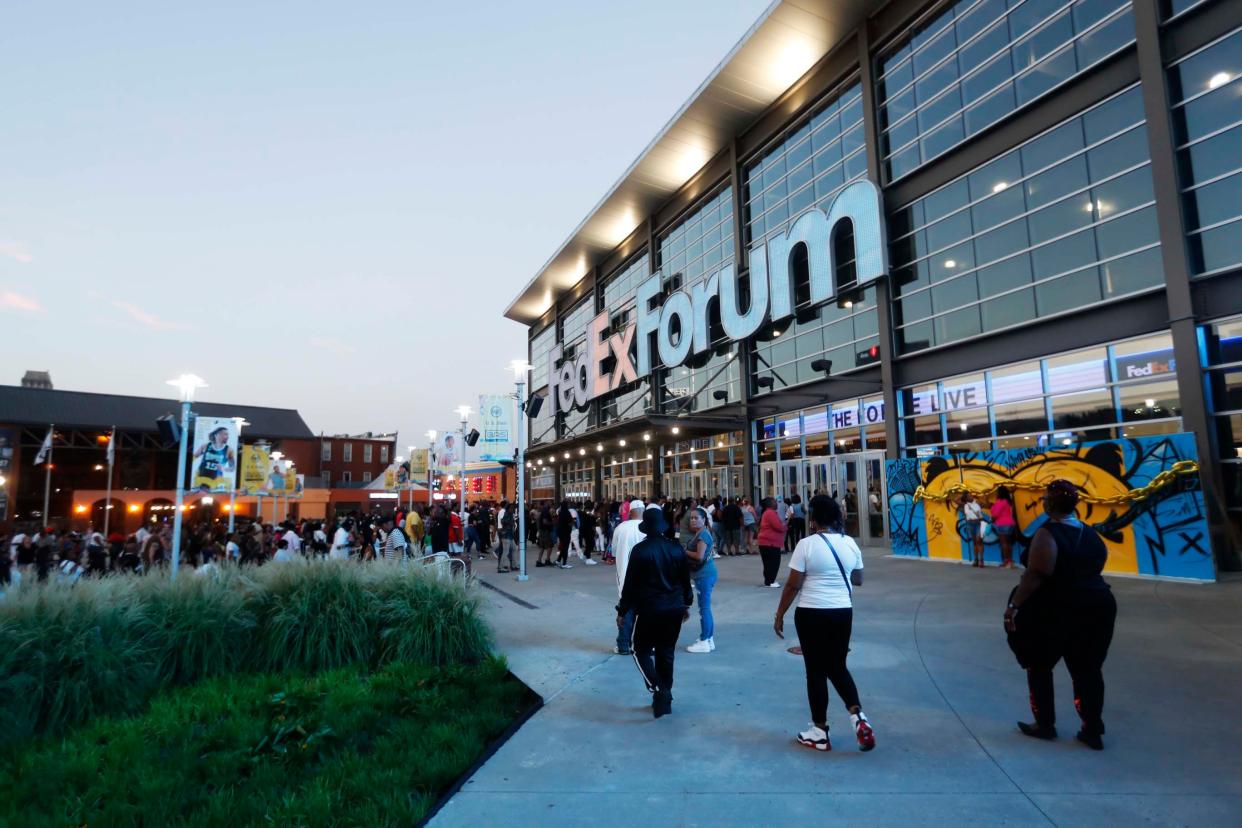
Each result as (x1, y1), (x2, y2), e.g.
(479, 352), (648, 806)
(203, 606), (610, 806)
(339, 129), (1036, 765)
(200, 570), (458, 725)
(559, 563), (574, 569)
(584, 558), (599, 566)
(686, 638), (713, 653)
(852, 713), (876, 751)
(1017, 721), (1058, 740)
(709, 637), (716, 652)
(768, 581), (782, 588)
(797, 724), (830, 752)
(613, 646), (631, 655)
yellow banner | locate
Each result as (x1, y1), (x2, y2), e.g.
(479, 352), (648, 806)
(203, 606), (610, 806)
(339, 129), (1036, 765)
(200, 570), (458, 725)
(384, 466), (397, 491)
(408, 449), (429, 478)
(239, 445), (270, 495)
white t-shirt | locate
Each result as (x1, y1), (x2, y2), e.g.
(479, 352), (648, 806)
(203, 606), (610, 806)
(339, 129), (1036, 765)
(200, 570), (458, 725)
(611, 518), (645, 598)
(963, 501), (983, 522)
(135, 527), (151, 546)
(331, 527), (351, 558)
(9, 533), (26, 553)
(788, 532), (863, 610)
(225, 540), (240, 561)
(283, 530), (302, 552)
(273, 547), (297, 562)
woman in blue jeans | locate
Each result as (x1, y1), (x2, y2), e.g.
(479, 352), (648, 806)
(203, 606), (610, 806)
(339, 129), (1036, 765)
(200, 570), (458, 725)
(684, 507), (717, 653)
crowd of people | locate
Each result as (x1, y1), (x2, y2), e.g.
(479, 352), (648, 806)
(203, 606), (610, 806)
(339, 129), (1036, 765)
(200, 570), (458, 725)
(0, 478), (1118, 752)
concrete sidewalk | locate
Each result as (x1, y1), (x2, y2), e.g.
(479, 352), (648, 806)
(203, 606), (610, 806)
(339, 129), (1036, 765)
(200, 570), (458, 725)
(432, 551), (1242, 827)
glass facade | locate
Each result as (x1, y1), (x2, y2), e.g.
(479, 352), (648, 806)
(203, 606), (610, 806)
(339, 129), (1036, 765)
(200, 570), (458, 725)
(1204, 316), (1242, 537)
(744, 81), (881, 393)
(599, 253), (655, 426)
(890, 86), (1160, 353)
(657, 188), (741, 414)
(878, 0), (1137, 181)
(662, 431), (746, 501)
(898, 331), (1182, 454)
(1169, 27), (1242, 277)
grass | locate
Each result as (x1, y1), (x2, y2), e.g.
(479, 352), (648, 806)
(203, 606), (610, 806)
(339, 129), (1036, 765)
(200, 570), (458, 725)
(0, 657), (532, 827)
(0, 561), (492, 749)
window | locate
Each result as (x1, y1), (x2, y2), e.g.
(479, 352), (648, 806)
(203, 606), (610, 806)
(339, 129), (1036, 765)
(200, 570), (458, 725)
(343, 443), (353, 462)
(342, 471), (352, 483)
(363, 444), (373, 463)
(878, 0), (1136, 179)
(323, 470), (331, 486)
(1204, 316), (1242, 538)
(599, 253), (655, 427)
(362, 471), (372, 483)
(890, 87), (1160, 353)
(321, 442), (331, 462)
(1168, 28), (1242, 277)
(745, 82), (879, 394)
(380, 445), (389, 463)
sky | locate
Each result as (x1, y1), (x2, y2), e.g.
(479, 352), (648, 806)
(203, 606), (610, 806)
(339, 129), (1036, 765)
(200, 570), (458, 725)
(0, 0), (771, 451)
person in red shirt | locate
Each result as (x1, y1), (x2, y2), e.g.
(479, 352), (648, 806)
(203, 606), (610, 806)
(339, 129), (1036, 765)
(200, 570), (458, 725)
(990, 487), (1017, 568)
(448, 509), (470, 575)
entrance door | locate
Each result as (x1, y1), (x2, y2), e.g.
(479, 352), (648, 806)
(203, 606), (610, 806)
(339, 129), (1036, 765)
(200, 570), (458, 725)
(803, 459), (831, 502)
(776, 461), (802, 505)
(829, 451), (887, 546)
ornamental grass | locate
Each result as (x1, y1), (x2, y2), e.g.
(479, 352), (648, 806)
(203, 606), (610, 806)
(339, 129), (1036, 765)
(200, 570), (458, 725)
(0, 560), (491, 750)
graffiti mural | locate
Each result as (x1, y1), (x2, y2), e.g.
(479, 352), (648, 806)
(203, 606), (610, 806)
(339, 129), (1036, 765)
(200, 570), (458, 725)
(885, 433), (1214, 581)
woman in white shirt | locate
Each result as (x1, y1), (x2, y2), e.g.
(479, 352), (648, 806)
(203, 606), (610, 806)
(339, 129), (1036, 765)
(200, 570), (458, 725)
(774, 494), (875, 753)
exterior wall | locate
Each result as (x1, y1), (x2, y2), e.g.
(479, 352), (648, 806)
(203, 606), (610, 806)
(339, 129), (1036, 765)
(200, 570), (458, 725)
(318, 436), (396, 487)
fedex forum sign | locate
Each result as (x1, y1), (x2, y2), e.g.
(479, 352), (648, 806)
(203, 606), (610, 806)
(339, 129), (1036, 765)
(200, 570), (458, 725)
(548, 180), (889, 414)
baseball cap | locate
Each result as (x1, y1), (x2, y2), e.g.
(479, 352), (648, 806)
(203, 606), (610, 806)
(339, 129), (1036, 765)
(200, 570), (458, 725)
(629, 499), (645, 512)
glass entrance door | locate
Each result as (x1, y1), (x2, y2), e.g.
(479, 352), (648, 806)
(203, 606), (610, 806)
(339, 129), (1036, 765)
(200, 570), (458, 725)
(828, 451), (887, 546)
(776, 461), (802, 506)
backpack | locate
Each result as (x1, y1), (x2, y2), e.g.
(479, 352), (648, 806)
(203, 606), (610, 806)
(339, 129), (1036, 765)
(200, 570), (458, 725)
(501, 509), (515, 533)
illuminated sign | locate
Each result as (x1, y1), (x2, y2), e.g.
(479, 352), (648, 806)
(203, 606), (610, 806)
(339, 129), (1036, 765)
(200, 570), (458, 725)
(548, 180), (889, 413)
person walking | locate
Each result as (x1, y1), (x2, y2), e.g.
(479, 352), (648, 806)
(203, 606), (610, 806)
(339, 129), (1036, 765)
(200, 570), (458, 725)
(555, 500), (575, 570)
(786, 494), (806, 551)
(684, 506), (718, 654)
(617, 508), (692, 718)
(495, 500), (517, 573)
(1004, 479), (1117, 750)
(610, 500), (646, 655)
(721, 498), (743, 556)
(774, 494), (875, 753)
(990, 487), (1017, 568)
(536, 503), (555, 568)
(579, 502), (599, 565)
(758, 497), (786, 588)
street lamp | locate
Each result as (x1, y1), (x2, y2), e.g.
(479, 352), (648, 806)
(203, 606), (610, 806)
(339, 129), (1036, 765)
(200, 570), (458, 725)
(510, 359), (531, 582)
(228, 417), (249, 534)
(166, 373), (207, 580)
(455, 406), (471, 534)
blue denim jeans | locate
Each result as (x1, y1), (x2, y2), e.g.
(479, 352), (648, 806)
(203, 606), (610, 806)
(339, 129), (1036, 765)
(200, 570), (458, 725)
(693, 568), (717, 641)
(617, 608), (636, 653)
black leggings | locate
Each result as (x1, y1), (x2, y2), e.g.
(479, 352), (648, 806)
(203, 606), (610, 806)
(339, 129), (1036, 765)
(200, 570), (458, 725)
(794, 607), (861, 726)
(1025, 594), (1117, 735)
(632, 610), (683, 695)
(786, 517), (806, 551)
(759, 546), (782, 585)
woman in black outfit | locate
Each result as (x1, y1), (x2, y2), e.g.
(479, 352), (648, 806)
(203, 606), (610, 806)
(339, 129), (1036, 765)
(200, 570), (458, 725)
(1004, 479), (1117, 750)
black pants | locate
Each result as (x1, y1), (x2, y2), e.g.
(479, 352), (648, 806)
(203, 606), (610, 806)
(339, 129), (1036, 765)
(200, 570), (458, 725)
(795, 607), (861, 726)
(787, 517), (806, 551)
(557, 532), (571, 565)
(631, 610), (683, 695)
(1025, 594), (1117, 735)
(760, 546), (782, 585)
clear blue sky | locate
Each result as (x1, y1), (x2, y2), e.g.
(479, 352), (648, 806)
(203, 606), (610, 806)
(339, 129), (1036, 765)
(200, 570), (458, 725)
(0, 1), (770, 449)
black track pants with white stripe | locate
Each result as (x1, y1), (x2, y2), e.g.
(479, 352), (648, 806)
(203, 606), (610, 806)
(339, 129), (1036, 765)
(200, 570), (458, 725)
(631, 610), (683, 694)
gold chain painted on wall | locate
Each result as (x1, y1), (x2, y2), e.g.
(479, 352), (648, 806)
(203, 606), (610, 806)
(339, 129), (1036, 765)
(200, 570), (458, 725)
(911, 460), (1200, 507)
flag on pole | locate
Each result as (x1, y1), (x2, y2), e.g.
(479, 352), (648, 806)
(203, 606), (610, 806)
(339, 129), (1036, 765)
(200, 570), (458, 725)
(106, 427), (116, 466)
(34, 427), (53, 465)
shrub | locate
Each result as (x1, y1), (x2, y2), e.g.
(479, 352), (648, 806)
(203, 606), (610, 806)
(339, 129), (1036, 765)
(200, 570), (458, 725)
(0, 561), (491, 750)
(0, 657), (530, 827)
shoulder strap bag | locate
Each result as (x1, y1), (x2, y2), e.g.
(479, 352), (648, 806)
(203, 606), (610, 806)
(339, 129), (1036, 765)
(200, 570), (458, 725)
(815, 533), (852, 597)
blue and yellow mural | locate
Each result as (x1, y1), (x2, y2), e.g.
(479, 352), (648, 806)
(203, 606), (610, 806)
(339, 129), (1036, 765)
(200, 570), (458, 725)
(886, 433), (1215, 581)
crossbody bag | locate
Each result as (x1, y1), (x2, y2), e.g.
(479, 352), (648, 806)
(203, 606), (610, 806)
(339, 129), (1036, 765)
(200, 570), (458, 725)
(815, 532), (852, 597)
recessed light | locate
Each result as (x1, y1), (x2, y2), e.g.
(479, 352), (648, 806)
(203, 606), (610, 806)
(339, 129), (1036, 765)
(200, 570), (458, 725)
(944, 259), (956, 269)
(1145, 398), (1156, 408)
(1209, 71), (1232, 90)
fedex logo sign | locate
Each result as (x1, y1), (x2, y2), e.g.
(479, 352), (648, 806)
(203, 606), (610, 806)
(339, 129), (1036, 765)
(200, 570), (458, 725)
(548, 180), (889, 414)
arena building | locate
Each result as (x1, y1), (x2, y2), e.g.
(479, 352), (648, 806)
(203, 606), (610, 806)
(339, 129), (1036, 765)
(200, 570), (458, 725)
(506, 0), (1241, 569)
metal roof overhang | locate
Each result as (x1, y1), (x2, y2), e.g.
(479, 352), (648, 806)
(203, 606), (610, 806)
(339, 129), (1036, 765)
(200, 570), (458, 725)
(504, 0), (878, 325)
(525, 405), (751, 460)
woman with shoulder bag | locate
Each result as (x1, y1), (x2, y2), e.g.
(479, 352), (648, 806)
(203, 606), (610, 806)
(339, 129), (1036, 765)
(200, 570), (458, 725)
(774, 494), (875, 753)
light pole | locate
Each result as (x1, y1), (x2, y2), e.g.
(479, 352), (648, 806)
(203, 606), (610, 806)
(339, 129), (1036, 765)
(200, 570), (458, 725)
(167, 373), (206, 580)
(455, 406), (471, 537)
(228, 418), (248, 534)
(425, 430), (436, 549)
(510, 359), (531, 581)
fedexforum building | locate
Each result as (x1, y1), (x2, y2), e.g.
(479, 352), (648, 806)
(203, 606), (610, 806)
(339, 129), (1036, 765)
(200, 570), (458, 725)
(505, 0), (1242, 565)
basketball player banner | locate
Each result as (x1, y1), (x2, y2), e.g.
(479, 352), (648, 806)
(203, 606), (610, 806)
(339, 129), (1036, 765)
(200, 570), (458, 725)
(191, 417), (240, 494)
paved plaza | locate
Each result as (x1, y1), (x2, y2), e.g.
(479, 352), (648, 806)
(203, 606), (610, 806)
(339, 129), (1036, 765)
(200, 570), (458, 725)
(432, 551), (1242, 827)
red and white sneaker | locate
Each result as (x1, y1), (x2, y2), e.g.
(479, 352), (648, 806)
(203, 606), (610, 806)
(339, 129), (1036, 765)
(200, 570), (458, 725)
(797, 724), (831, 752)
(852, 712), (876, 751)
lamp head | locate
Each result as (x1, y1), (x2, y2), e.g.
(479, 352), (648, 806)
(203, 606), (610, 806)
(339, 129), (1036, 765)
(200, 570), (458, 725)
(455, 405), (472, 420)
(510, 359), (532, 381)
(166, 373), (207, 402)
(426, 429), (437, 441)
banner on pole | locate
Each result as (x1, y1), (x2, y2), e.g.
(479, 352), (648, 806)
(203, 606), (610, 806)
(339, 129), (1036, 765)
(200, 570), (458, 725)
(190, 417), (240, 494)
(477, 394), (513, 463)
(34, 427), (53, 465)
(239, 444), (270, 495)
(408, 449), (429, 478)
(384, 464), (397, 491)
(437, 432), (458, 471)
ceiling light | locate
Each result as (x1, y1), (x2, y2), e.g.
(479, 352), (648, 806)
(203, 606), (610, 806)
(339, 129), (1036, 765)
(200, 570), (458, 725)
(1209, 71), (1232, 90)
(619, 439), (627, 447)
(773, 330), (782, 337)
(944, 259), (956, 269)
(596, 443), (603, 452)
(671, 426), (680, 434)
(578, 448), (586, 456)
(992, 182), (1007, 193)
(643, 433), (650, 441)
(1145, 398), (1156, 408)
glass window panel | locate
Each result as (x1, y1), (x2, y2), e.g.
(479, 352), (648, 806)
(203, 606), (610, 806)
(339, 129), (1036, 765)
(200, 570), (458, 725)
(899, 320), (935, 353)
(897, 288), (933, 324)
(981, 287), (1036, 332)
(1022, 120), (1085, 175)
(935, 304), (982, 343)
(977, 254), (1033, 296)
(1082, 88), (1144, 145)
(975, 220), (1030, 265)
(932, 243), (976, 281)
(1175, 86), (1242, 146)
(1209, 368), (1242, 411)
(1013, 10), (1073, 72)
(926, 208), (974, 253)
(1016, 43), (1077, 106)
(1086, 127), (1148, 182)
(1025, 155), (1089, 209)
(990, 361), (1044, 403)
(969, 150), (1024, 203)
(960, 17), (1011, 79)
(1190, 222), (1242, 275)
(1167, 30), (1242, 105)
(964, 82), (1017, 136)
(1032, 231), (1098, 281)
(1095, 206), (1158, 258)
(1047, 347), (1108, 394)
(1036, 266), (1102, 315)
(1050, 388), (1116, 430)
(1184, 173), (1242, 232)
(1074, 7), (1133, 68)
(920, 115), (966, 160)
(904, 415), (944, 446)
(932, 273), (980, 313)
(1100, 247), (1162, 297)
(993, 398), (1048, 436)
(1028, 194), (1096, 245)
(1118, 379), (1181, 422)
(1178, 124), (1242, 186)
(1091, 166), (1154, 220)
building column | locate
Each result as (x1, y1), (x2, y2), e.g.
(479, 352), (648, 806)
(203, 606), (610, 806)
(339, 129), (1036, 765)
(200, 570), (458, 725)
(1133, 0), (1233, 569)
(729, 138), (757, 500)
(857, 24), (902, 460)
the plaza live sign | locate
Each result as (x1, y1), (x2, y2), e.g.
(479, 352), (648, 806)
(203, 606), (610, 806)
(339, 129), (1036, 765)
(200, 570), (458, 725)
(547, 180), (890, 414)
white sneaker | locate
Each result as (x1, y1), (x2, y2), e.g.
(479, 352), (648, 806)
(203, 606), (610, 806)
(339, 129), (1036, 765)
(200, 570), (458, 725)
(797, 724), (830, 751)
(709, 637), (716, 652)
(559, 563), (574, 569)
(584, 558), (599, 565)
(686, 638), (713, 653)
(768, 581), (782, 588)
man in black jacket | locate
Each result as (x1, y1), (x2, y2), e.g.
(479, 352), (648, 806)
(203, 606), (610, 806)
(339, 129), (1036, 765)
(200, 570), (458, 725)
(617, 508), (693, 718)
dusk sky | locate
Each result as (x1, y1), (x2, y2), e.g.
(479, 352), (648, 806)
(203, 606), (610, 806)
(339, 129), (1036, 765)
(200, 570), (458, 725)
(1, 1), (770, 451)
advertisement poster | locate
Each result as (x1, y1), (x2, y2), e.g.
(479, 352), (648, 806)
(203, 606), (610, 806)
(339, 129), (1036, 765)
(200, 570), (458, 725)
(384, 464), (397, 491)
(477, 394), (513, 463)
(190, 417), (240, 493)
(239, 445), (270, 495)
(437, 432), (459, 471)
(408, 449), (429, 479)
